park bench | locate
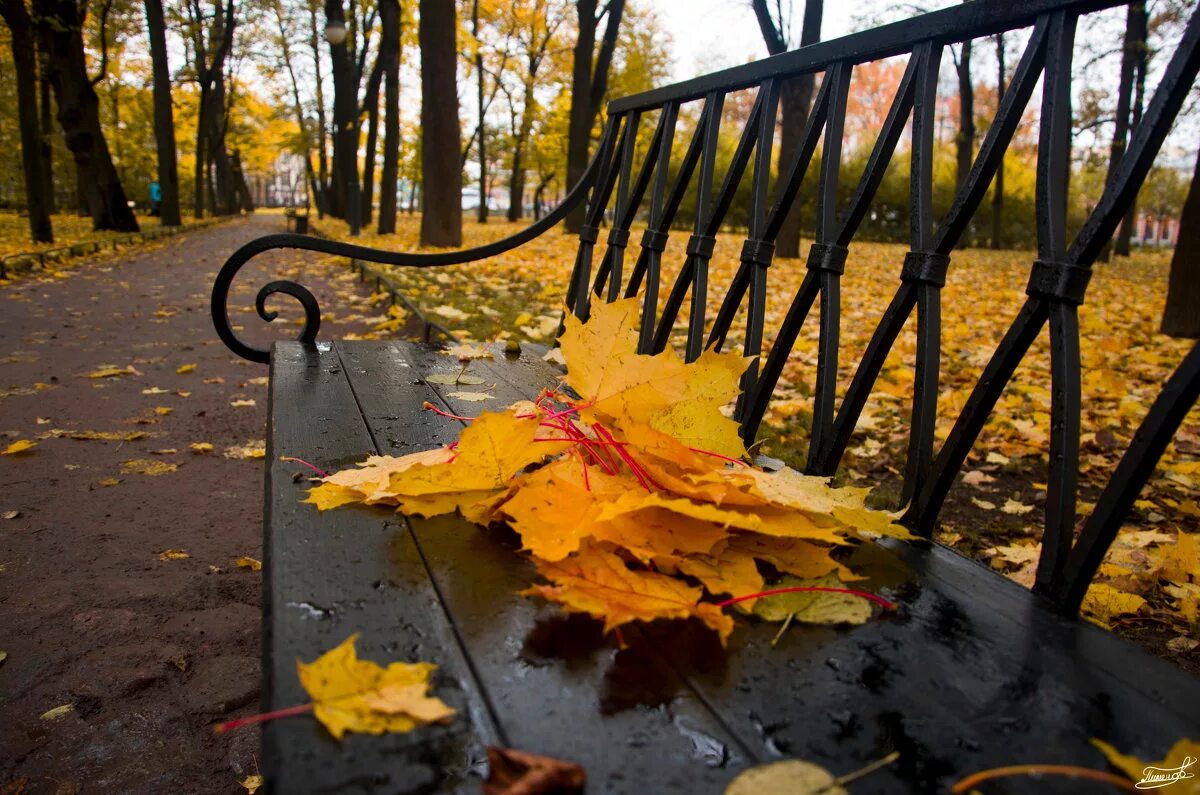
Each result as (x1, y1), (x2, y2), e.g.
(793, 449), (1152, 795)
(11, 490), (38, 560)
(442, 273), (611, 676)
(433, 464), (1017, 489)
(211, 0), (1200, 790)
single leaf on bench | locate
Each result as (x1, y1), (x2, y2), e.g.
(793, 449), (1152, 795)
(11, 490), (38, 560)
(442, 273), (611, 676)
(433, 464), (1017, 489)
(297, 634), (455, 741)
(751, 575), (874, 626)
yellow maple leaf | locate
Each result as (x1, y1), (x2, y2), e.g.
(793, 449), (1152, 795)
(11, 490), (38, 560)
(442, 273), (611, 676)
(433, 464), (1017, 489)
(236, 556), (262, 572)
(559, 298), (749, 457)
(752, 574), (874, 625)
(524, 542), (733, 644)
(1081, 583), (1146, 627)
(1091, 737), (1200, 793)
(2, 440), (37, 455)
(296, 634), (455, 740)
(176, 363), (196, 374)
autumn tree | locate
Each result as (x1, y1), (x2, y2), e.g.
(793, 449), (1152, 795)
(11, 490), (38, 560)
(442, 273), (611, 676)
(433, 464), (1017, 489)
(500, 0), (568, 222)
(185, 0), (237, 217)
(145, 0), (181, 225)
(1104, 0), (1149, 258)
(752, 0), (822, 259)
(1160, 155), (1199, 338)
(565, 0), (624, 232)
(377, 0), (401, 234)
(32, 0), (138, 231)
(418, 0), (462, 246)
(1, 0), (54, 242)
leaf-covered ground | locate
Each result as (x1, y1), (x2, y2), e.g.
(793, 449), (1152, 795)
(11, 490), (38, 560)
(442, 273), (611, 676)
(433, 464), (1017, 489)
(0, 211), (211, 259)
(329, 216), (1200, 661)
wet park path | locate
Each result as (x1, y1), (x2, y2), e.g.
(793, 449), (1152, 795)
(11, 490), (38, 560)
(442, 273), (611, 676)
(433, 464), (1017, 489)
(1, 214), (388, 793)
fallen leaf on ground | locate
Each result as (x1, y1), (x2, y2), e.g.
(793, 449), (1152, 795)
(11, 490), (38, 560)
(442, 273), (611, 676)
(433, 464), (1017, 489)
(225, 441), (266, 460)
(154, 407), (172, 416)
(483, 746), (585, 795)
(2, 511), (19, 520)
(142, 387), (169, 395)
(1082, 583), (1147, 627)
(84, 365), (140, 379)
(121, 459), (178, 476)
(236, 556), (262, 572)
(231, 399), (256, 408)
(2, 440), (37, 455)
(297, 634), (455, 740)
(98, 478), (121, 487)
(239, 774), (263, 794)
(159, 549), (189, 561)
(45, 429), (150, 442)
(40, 704), (74, 721)
(190, 442), (214, 453)
(176, 364), (196, 374)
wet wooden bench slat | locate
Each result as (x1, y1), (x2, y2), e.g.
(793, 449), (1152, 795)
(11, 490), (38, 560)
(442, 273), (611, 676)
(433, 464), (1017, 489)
(267, 340), (1200, 794)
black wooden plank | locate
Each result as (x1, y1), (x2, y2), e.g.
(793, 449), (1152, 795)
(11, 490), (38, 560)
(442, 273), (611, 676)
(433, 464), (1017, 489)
(646, 538), (1200, 793)
(342, 340), (755, 793)
(264, 342), (498, 793)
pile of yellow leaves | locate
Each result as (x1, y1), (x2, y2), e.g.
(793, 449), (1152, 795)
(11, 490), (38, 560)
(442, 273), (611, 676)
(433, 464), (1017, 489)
(307, 298), (910, 643)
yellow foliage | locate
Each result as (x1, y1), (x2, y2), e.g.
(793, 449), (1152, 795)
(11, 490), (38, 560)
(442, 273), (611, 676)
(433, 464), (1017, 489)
(309, 299), (902, 644)
(296, 634), (454, 741)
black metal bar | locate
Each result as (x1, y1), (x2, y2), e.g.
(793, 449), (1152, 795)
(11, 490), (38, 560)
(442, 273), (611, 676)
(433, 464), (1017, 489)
(651, 90), (729, 358)
(806, 63), (854, 469)
(592, 110), (646, 301)
(709, 72), (837, 355)
(634, 103), (680, 354)
(608, 0), (1123, 114)
(566, 115), (626, 322)
(624, 98), (713, 303)
(1054, 341), (1200, 614)
(905, 299), (1050, 536)
(1029, 11), (1082, 593)
(933, 16), (1051, 253)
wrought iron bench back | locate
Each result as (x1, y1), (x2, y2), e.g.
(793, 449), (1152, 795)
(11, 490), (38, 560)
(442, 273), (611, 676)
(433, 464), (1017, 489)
(212, 0), (1200, 620)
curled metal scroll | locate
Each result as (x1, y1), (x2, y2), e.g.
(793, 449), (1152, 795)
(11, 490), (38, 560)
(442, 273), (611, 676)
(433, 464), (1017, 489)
(210, 151), (604, 363)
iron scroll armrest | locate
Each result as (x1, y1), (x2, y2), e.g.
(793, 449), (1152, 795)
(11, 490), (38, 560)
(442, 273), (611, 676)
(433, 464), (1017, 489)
(210, 153), (603, 364)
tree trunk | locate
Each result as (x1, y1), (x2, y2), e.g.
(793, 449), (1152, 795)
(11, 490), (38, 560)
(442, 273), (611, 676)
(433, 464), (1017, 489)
(472, 0), (488, 223)
(752, 0), (822, 259)
(418, 0), (462, 246)
(145, 0), (181, 226)
(377, 0), (401, 234)
(208, 70), (237, 215)
(38, 46), (55, 215)
(956, 38), (975, 194)
(327, 0), (361, 234)
(2, 0), (54, 243)
(1116, 11), (1148, 257)
(565, 0), (625, 232)
(360, 56), (385, 226)
(1161, 149), (1200, 338)
(194, 87), (209, 217)
(1103, 0), (1146, 260)
(991, 33), (1005, 250)
(231, 150), (254, 211)
(33, 0), (138, 232)
(309, 3), (329, 218)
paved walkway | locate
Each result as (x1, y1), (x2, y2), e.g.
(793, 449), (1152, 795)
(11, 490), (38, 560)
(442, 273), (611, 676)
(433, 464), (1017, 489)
(0, 215), (387, 792)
